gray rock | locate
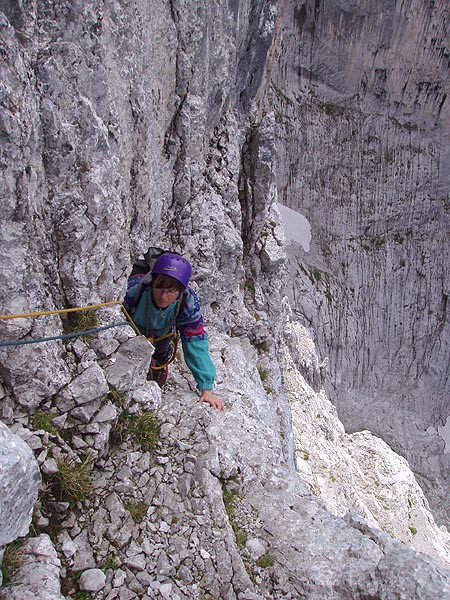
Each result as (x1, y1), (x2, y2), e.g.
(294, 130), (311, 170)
(159, 582), (173, 599)
(94, 335), (121, 358)
(0, 422), (41, 548)
(41, 457), (59, 475)
(58, 530), (77, 559)
(70, 399), (102, 423)
(0, 1), (449, 599)
(113, 569), (127, 587)
(0, 534), (64, 600)
(245, 538), (266, 559)
(79, 568), (107, 592)
(156, 551), (175, 577)
(95, 402), (118, 423)
(72, 530), (96, 571)
(271, 0), (450, 526)
(124, 553), (146, 571)
(105, 337), (152, 392)
(58, 364), (109, 408)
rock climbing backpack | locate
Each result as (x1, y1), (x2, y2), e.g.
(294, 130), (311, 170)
(130, 246), (169, 277)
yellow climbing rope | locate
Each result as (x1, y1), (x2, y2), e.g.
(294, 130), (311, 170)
(119, 303), (143, 336)
(0, 301), (142, 344)
(0, 300), (177, 368)
(0, 300), (122, 320)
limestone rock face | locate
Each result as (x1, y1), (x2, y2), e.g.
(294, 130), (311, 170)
(0, 534), (64, 600)
(269, 0), (450, 525)
(1, 1), (450, 599)
(283, 321), (450, 569)
(0, 421), (41, 587)
(0, 422), (41, 550)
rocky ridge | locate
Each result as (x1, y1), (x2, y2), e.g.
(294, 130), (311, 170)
(1, 1), (449, 599)
(2, 322), (450, 599)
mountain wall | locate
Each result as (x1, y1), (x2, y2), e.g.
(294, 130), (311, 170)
(268, 0), (449, 525)
(0, 1), (449, 599)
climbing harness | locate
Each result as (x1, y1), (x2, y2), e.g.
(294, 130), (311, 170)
(140, 289), (187, 370)
(148, 332), (179, 370)
(0, 301), (141, 347)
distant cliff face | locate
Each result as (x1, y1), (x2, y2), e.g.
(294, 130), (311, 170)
(269, 0), (450, 524)
(1, 1), (450, 599)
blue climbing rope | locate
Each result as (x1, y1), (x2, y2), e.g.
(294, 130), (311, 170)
(0, 300), (142, 348)
(0, 321), (135, 348)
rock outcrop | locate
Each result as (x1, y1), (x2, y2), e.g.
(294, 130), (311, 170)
(0, 1), (449, 599)
(0, 421), (41, 585)
(283, 321), (450, 568)
(3, 327), (450, 599)
(0, 535), (64, 600)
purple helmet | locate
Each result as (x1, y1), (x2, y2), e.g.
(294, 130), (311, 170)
(151, 253), (192, 289)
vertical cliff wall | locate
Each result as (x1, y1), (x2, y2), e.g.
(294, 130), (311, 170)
(0, 0), (281, 401)
(268, 0), (449, 524)
(1, 1), (450, 599)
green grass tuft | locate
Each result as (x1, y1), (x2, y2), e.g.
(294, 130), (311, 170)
(64, 309), (99, 341)
(112, 410), (160, 452)
(1, 540), (23, 584)
(103, 555), (120, 570)
(258, 367), (269, 382)
(132, 412), (160, 452)
(123, 501), (149, 524)
(55, 455), (94, 503)
(32, 411), (59, 435)
(108, 384), (126, 407)
(222, 485), (248, 547)
(256, 553), (274, 568)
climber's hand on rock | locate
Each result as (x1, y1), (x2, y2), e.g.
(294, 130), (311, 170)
(199, 390), (224, 410)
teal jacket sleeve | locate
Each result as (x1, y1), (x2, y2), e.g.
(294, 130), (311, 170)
(177, 289), (216, 390)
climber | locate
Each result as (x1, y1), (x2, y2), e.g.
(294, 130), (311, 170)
(124, 252), (224, 411)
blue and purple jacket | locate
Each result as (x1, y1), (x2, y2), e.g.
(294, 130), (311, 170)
(124, 274), (216, 391)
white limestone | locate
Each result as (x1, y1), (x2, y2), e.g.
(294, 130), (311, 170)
(0, 422), (41, 551)
(438, 417), (450, 453)
(79, 568), (106, 593)
(283, 320), (450, 569)
(0, 535), (64, 600)
(0, 0), (449, 598)
(270, 0), (450, 527)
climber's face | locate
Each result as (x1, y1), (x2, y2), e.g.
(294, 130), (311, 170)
(152, 274), (183, 308)
(152, 286), (180, 308)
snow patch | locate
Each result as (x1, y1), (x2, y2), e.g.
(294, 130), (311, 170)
(277, 203), (311, 252)
(438, 416), (450, 454)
